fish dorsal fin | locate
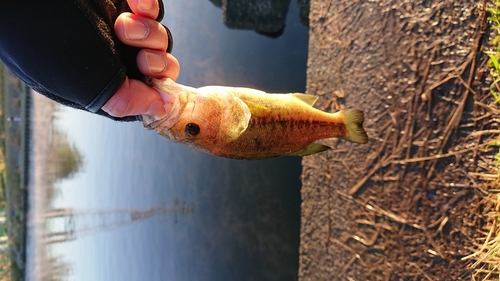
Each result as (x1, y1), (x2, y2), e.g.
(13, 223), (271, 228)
(290, 93), (318, 106)
(243, 100), (272, 117)
(290, 143), (330, 156)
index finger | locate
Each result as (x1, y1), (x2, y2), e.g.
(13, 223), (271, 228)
(127, 0), (160, 20)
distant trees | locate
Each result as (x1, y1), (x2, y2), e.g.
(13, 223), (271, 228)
(47, 130), (83, 183)
(40, 255), (72, 281)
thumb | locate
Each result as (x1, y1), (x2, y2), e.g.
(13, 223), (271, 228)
(102, 77), (170, 118)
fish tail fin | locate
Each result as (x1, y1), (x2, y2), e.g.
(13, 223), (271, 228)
(340, 109), (368, 144)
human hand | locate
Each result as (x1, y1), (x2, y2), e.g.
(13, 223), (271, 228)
(102, 0), (180, 118)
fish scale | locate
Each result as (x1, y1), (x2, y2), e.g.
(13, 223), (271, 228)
(214, 112), (349, 159)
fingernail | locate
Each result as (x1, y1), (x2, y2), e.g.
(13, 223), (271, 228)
(145, 51), (166, 73)
(103, 97), (128, 116)
(124, 20), (149, 40)
(138, 0), (154, 11)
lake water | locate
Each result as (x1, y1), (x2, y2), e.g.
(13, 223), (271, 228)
(26, 1), (309, 280)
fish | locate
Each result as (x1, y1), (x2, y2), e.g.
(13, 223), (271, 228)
(142, 78), (368, 160)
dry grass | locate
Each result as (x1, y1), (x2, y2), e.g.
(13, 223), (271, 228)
(464, 192), (500, 280)
(462, 1), (500, 279)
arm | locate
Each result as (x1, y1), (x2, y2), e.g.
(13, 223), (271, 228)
(0, 0), (178, 121)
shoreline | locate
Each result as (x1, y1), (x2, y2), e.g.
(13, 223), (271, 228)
(25, 93), (56, 281)
(2, 65), (31, 280)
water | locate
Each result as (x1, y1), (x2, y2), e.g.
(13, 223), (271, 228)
(26, 1), (309, 280)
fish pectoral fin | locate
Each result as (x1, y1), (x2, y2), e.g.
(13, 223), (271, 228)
(219, 94), (252, 141)
(243, 100), (272, 117)
(290, 93), (319, 107)
(290, 143), (330, 156)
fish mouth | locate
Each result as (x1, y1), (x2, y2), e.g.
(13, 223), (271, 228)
(142, 95), (182, 130)
(141, 114), (165, 129)
(142, 82), (181, 129)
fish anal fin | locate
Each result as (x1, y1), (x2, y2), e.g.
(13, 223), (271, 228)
(291, 143), (330, 156)
(290, 93), (318, 107)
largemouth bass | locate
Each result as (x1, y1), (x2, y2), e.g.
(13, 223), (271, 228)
(142, 78), (368, 160)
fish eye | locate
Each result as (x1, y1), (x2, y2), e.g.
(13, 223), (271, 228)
(185, 123), (200, 136)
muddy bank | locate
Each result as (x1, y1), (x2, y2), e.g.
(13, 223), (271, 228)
(300, 1), (496, 280)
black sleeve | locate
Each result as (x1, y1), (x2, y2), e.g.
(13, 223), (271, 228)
(0, 0), (172, 122)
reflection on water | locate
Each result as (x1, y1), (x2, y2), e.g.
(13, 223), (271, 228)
(28, 99), (302, 280)
(27, 1), (308, 280)
(44, 202), (194, 244)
